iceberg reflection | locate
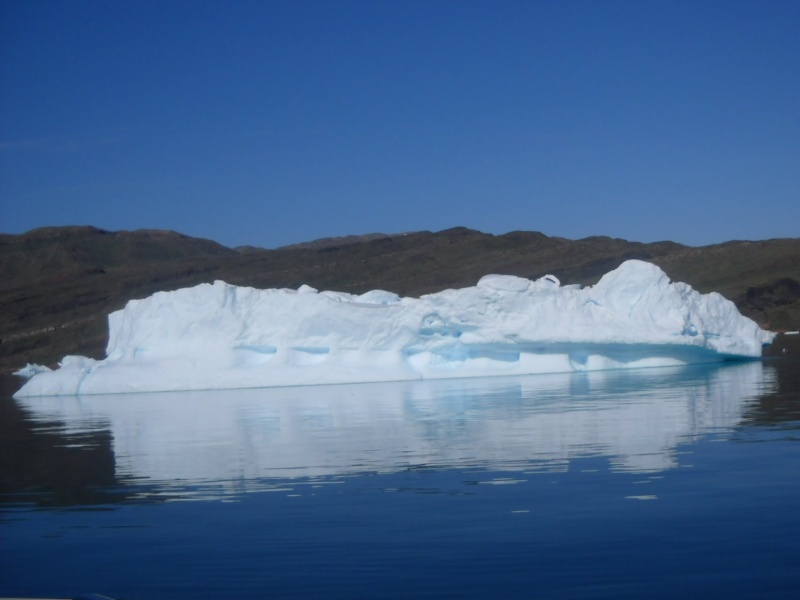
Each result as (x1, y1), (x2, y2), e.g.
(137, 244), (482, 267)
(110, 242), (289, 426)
(15, 361), (772, 500)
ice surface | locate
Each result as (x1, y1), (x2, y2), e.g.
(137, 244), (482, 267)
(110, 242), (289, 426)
(14, 260), (774, 397)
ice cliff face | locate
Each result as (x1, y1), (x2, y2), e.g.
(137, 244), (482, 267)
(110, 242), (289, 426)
(14, 260), (774, 397)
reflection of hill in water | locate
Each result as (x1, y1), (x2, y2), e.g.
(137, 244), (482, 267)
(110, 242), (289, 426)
(8, 362), (775, 505)
(746, 337), (800, 428)
(0, 391), (118, 507)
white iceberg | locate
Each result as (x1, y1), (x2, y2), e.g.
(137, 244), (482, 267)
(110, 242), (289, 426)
(13, 260), (774, 397)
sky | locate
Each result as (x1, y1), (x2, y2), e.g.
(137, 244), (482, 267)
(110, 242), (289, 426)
(1, 0), (798, 249)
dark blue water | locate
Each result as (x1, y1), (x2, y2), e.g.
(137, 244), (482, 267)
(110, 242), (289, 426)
(2, 353), (799, 599)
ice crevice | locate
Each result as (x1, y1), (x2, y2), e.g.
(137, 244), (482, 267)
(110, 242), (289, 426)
(13, 260), (775, 397)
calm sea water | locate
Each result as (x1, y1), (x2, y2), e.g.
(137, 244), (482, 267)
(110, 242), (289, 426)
(2, 342), (799, 600)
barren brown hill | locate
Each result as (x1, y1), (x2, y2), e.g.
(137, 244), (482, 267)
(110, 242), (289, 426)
(2, 225), (799, 376)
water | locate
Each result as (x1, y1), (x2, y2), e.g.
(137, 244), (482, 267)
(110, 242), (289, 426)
(2, 351), (799, 599)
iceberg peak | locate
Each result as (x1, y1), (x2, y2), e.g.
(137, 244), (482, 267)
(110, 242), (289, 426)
(14, 260), (774, 397)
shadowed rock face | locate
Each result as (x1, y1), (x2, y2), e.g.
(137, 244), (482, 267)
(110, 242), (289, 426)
(2, 225), (799, 378)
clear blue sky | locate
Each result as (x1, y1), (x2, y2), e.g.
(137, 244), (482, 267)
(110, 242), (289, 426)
(2, 0), (798, 248)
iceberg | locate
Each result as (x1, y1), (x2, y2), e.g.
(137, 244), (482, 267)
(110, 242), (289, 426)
(13, 260), (774, 397)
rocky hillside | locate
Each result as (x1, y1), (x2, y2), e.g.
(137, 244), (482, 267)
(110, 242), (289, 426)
(2, 225), (799, 375)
